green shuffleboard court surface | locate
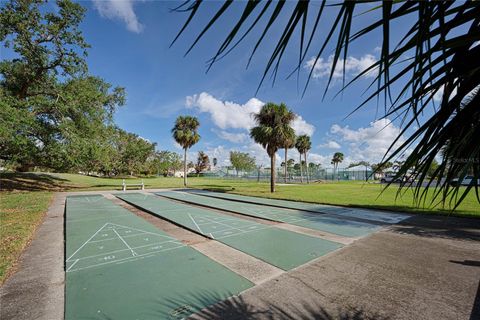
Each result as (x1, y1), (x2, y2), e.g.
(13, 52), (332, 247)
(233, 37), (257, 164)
(157, 191), (379, 238)
(188, 190), (410, 224)
(115, 193), (342, 271)
(65, 194), (253, 320)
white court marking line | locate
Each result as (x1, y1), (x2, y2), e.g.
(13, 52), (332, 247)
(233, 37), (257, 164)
(88, 231), (157, 243)
(298, 213), (377, 227)
(68, 197), (101, 204)
(240, 205), (280, 218)
(159, 208), (193, 214)
(66, 214), (132, 223)
(67, 223), (175, 261)
(67, 223), (108, 262)
(66, 259), (80, 272)
(67, 207), (120, 210)
(196, 192), (399, 224)
(195, 216), (246, 226)
(113, 228), (138, 256)
(107, 223), (175, 240)
(69, 240), (179, 261)
(67, 244), (186, 273)
(212, 193), (406, 222)
(200, 215), (248, 233)
(216, 224), (275, 240)
(188, 213), (205, 234)
(203, 226), (243, 236)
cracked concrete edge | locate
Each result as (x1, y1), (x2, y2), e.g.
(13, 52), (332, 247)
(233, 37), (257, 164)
(0, 193), (65, 320)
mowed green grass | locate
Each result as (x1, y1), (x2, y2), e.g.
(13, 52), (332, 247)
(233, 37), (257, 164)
(0, 172), (478, 283)
(192, 180), (480, 217)
(0, 191), (52, 284)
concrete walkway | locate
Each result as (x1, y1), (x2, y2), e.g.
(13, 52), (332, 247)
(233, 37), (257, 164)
(191, 215), (480, 320)
(1, 190), (479, 320)
(0, 193), (65, 320)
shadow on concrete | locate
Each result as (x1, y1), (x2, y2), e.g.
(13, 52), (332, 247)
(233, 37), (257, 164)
(450, 260), (480, 267)
(388, 215), (480, 242)
(471, 281), (480, 320)
(154, 290), (390, 320)
(0, 172), (70, 191)
(450, 258), (480, 320)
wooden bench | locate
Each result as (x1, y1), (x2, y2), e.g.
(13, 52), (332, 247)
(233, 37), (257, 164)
(122, 179), (144, 191)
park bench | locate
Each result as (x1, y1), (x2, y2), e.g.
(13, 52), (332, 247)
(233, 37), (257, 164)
(122, 179), (145, 191)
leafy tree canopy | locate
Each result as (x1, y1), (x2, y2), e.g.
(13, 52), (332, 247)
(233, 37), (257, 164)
(195, 151), (210, 174)
(230, 151), (256, 174)
(0, 0), (125, 171)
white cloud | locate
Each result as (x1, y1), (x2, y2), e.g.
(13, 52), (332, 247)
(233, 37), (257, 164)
(212, 129), (248, 143)
(172, 140), (183, 150)
(93, 0), (144, 33)
(309, 152), (339, 167)
(319, 140), (341, 149)
(186, 92), (315, 136)
(186, 92), (263, 130)
(203, 145), (232, 166)
(201, 143), (280, 167)
(305, 53), (377, 79)
(292, 115), (315, 136)
(330, 119), (406, 164)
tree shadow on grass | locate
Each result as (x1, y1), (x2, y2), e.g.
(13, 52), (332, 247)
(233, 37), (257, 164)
(154, 290), (390, 320)
(0, 172), (71, 191)
(193, 186), (234, 192)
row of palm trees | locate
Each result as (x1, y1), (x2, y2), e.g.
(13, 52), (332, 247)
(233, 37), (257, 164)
(172, 103), (313, 193)
(250, 103), (313, 192)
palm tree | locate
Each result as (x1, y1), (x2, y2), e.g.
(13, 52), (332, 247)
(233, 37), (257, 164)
(295, 135), (312, 183)
(250, 103), (295, 192)
(172, 1), (480, 208)
(331, 152), (344, 180)
(305, 137), (312, 183)
(283, 137), (296, 183)
(171, 116), (200, 187)
(295, 136), (306, 183)
(276, 105), (296, 184)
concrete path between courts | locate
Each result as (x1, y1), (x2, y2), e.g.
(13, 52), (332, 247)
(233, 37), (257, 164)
(116, 192), (343, 271)
(188, 189), (410, 224)
(157, 190), (380, 238)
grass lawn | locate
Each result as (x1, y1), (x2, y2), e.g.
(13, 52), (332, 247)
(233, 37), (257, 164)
(194, 180), (480, 217)
(0, 171), (478, 284)
(0, 191), (52, 284)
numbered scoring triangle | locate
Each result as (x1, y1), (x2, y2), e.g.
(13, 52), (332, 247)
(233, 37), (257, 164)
(66, 223), (184, 272)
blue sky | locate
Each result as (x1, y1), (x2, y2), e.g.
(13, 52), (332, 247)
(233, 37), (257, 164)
(7, 1), (439, 168)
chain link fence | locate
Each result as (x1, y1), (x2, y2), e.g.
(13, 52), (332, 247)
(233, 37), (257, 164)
(203, 166), (374, 183)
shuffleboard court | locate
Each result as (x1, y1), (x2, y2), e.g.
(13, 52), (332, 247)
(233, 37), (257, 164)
(65, 194), (252, 320)
(115, 193), (343, 271)
(157, 191), (380, 238)
(188, 189), (410, 224)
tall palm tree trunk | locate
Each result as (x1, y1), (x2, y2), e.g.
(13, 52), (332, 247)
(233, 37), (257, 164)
(299, 153), (303, 183)
(305, 152), (309, 183)
(284, 148), (288, 183)
(183, 148), (187, 187)
(270, 154), (276, 192)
